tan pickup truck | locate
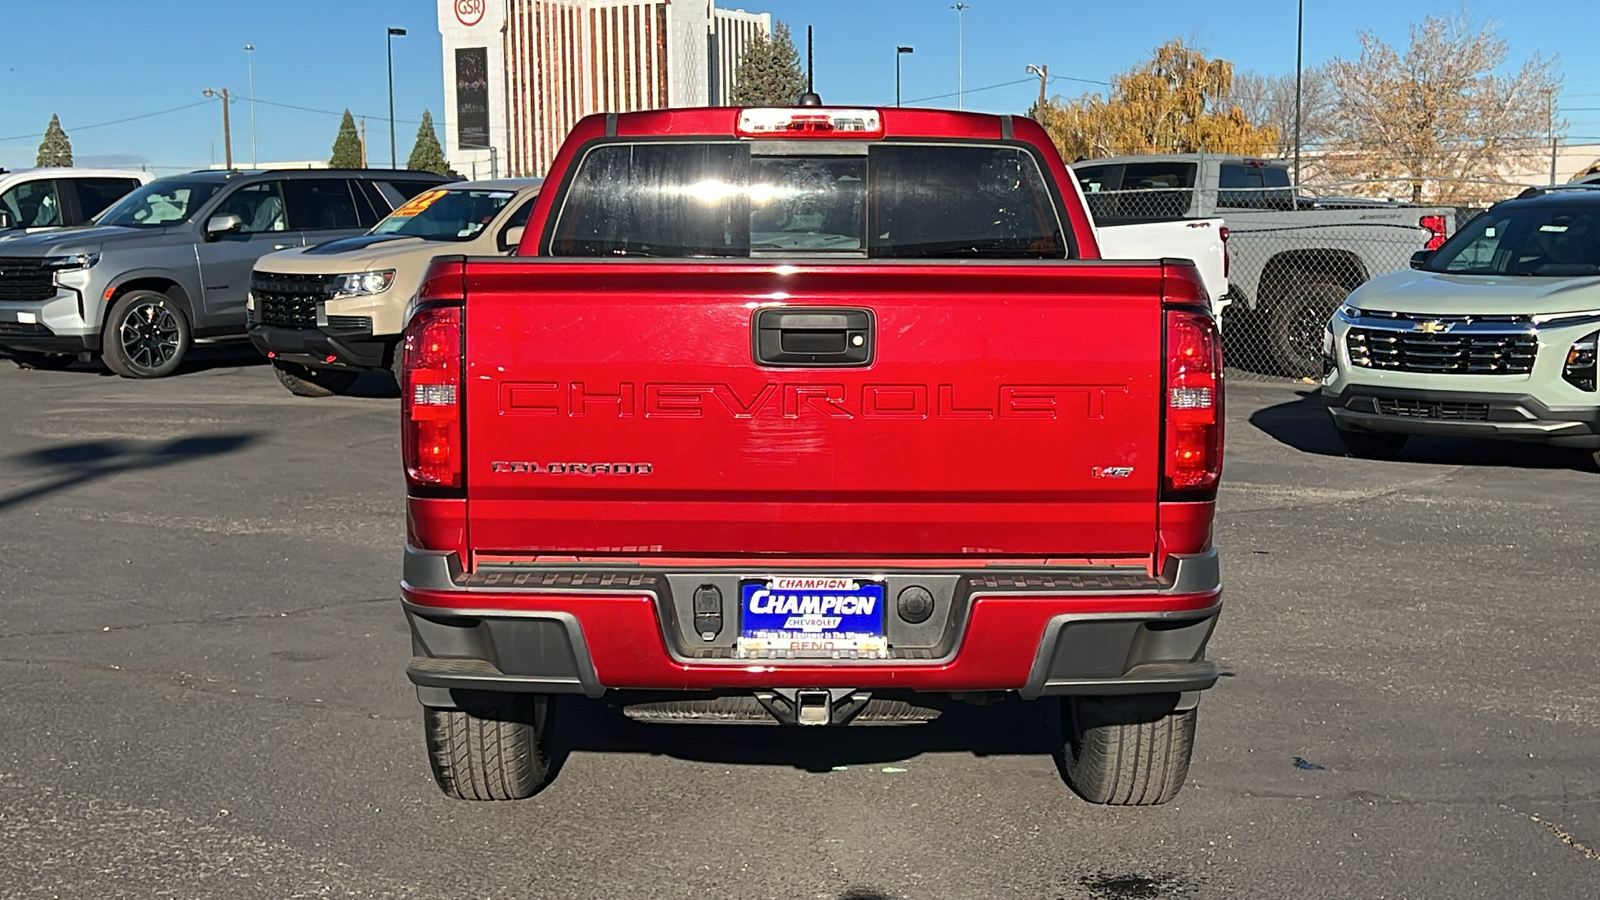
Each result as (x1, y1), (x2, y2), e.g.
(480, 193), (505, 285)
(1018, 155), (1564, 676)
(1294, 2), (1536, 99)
(247, 177), (542, 396)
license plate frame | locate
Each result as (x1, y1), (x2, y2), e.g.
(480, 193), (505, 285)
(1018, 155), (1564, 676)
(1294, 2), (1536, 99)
(736, 575), (888, 659)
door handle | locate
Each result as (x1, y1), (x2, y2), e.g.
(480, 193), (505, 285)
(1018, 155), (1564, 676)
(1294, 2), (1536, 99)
(754, 308), (874, 367)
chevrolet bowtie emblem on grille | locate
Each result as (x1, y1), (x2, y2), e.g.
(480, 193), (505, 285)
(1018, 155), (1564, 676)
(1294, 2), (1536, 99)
(1416, 320), (1451, 334)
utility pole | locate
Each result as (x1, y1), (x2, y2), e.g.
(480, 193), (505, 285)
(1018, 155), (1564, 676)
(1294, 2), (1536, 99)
(387, 27), (407, 169)
(952, 3), (968, 110)
(1026, 63), (1048, 111)
(1549, 89), (1559, 186)
(245, 44), (257, 167)
(360, 117), (369, 168)
(1294, 0), (1303, 187)
(202, 88), (233, 170)
(896, 46), (914, 107)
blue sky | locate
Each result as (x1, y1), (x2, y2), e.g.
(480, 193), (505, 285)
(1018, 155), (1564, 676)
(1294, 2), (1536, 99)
(1, 0), (1593, 172)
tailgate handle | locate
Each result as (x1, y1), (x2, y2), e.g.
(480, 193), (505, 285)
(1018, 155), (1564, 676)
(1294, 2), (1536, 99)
(754, 308), (874, 367)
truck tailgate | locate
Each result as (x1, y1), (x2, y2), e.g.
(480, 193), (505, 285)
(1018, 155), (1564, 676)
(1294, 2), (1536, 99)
(461, 260), (1165, 558)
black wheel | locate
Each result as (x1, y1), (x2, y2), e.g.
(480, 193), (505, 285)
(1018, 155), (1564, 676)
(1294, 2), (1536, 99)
(102, 290), (191, 378)
(390, 344), (405, 393)
(1269, 281), (1348, 379)
(424, 693), (556, 801)
(271, 360), (360, 397)
(1337, 428), (1409, 460)
(1061, 694), (1196, 806)
(8, 351), (76, 370)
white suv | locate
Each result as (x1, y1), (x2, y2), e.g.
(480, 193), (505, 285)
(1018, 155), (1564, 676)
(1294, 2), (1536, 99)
(1323, 186), (1600, 466)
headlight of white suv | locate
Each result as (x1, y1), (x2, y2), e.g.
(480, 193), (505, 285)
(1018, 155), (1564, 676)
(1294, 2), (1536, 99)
(329, 270), (395, 297)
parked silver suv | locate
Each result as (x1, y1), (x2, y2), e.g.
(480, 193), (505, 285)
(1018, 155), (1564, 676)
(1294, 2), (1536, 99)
(0, 168), (448, 376)
(1323, 186), (1600, 465)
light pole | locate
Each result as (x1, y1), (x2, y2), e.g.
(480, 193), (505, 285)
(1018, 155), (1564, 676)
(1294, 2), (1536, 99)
(896, 46), (913, 107)
(202, 88), (233, 170)
(1025, 63), (1048, 111)
(387, 27), (407, 169)
(1293, 0), (1303, 187)
(244, 44), (257, 168)
(952, 4), (968, 110)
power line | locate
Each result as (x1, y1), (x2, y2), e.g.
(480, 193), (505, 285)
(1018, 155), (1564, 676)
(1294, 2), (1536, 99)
(0, 100), (212, 143)
(247, 96), (424, 127)
(904, 72), (1114, 106)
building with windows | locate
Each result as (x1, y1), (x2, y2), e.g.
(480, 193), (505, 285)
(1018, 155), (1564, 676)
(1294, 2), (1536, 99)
(437, 0), (772, 177)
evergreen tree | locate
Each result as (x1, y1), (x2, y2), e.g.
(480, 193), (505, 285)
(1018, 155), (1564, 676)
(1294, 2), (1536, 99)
(329, 110), (364, 168)
(730, 22), (806, 106)
(406, 110), (449, 175)
(36, 114), (73, 167)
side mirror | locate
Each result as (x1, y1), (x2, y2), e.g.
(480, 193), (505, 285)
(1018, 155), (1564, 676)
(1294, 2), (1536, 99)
(0, 209), (12, 229)
(1409, 249), (1434, 270)
(498, 225), (525, 253)
(205, 213), (243, 240)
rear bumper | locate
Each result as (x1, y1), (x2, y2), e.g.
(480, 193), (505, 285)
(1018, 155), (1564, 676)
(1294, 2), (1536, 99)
(248, 323), (392, 370)
(1323, 384), (1600, 448)
(400, 546), (1223, 704)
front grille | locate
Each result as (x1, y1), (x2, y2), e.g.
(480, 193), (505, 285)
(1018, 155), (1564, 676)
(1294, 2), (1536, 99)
(1375, 398), (1491, 421)
(252, 272), (334, 328)
(0, 258), (55, 302)
(1347, 325), (1538, 375)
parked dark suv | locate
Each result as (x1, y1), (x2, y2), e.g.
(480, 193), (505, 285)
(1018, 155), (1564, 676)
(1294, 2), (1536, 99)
(0, 168), (448, 376)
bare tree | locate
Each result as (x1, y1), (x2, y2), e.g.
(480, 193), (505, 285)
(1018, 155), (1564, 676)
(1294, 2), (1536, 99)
(1320, 14), (1560, 204)
(1226, 68), (1333, 162)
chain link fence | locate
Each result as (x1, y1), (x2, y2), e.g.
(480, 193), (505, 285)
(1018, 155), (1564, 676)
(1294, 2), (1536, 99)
(1083, 185), (1504, 382)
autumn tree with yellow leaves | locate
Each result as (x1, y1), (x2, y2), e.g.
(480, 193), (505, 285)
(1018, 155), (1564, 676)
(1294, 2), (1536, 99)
(1032, 39), (1278, 162)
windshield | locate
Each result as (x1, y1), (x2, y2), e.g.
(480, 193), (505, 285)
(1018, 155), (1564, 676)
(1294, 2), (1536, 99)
(1428, 202), (1600, 277)
(550, 142), (1066, 259)
(94, 179), (224, 228)
(371, 188), (517, 240)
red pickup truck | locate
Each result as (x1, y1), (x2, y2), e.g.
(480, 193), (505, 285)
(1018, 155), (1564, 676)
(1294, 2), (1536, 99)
(399, 106), (1224, 806)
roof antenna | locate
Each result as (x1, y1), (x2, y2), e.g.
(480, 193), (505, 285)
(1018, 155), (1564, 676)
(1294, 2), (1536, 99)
(798, 25), (822, 106)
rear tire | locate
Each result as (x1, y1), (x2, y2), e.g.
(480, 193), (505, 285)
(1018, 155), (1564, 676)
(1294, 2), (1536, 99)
(1269, 281), (1348, 379)
(424, 693), (555, 801)
(271, 360), (359, 397)
(1061, 694), (1196, 806)
(1337, 428), (1408, 460)
(390, 344), (404, 393)
(8, 351), (75, 370)
(102, 290), (191, 379)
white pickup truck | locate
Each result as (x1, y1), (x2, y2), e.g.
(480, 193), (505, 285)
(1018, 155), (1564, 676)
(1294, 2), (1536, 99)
(1095, 216), (1228, 317)
(1072, 154), (1454, 377)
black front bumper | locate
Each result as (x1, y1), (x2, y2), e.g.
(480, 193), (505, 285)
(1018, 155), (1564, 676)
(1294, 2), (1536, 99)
(1323, 385), (1600, 448)
(0, 321), (93, 355)
(248, 323), (392, 370)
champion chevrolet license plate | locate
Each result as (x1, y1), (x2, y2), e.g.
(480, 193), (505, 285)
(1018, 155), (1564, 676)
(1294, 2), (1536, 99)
(737, 576), (887, 659)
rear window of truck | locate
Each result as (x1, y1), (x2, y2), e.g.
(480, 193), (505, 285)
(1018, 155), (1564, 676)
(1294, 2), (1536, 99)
(548, 142), (1066, 259)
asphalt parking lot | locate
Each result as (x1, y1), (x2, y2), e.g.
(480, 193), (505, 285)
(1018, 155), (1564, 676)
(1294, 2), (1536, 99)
(0, 352), (1596, 899)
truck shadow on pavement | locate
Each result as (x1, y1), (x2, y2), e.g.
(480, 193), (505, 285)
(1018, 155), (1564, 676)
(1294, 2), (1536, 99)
(548, 694), (1062, 775)
(1248, 390), (1591, 470)
(0, 434), (259, 514)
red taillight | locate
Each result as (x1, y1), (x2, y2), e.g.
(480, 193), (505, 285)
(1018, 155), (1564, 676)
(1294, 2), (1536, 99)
(1164, 308), (1224, 495)
(1218, 226), (1231, 279)
(1420, 214), (1448, 251)
(402, 303), (464, 490)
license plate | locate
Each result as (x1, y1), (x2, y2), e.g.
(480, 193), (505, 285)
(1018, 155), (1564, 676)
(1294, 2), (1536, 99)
(737, 575), (887, 659)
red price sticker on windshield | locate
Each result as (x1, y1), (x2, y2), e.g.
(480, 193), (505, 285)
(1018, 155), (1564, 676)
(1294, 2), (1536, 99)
(391, 189), (449, 219)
